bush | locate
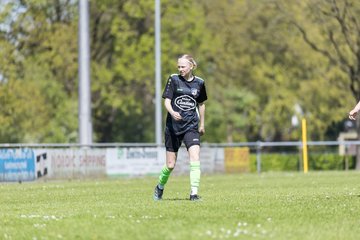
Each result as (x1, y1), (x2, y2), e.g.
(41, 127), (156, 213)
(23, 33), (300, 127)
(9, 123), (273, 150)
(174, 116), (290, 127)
(309, 153), (355, 170)
(249, 152), (355, 172)
(250, 153), (299, 172)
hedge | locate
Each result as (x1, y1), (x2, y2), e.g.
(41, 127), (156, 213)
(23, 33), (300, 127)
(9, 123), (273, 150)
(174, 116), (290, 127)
(249, 152), (355, 172)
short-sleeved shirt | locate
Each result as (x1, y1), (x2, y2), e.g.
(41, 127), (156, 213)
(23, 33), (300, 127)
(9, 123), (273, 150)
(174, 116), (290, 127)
(162, 74), (207, 135)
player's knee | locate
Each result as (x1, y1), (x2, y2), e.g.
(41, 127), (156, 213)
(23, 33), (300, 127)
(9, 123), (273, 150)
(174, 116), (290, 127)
(166, 162), (176, 169)
(189, 155), (200, 162)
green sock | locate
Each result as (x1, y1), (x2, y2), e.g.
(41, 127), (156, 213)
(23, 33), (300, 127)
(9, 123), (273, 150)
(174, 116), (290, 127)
(158, 165), (173, 187)
(190, 161), (201, 195)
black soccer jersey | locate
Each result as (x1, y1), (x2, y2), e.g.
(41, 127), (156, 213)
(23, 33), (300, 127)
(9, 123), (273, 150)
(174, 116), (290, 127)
(162, 74), (207, 135)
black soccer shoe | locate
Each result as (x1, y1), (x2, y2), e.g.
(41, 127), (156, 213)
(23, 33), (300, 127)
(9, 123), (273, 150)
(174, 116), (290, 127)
(189, 194), (201, 201)
(153, 185), (163, 201)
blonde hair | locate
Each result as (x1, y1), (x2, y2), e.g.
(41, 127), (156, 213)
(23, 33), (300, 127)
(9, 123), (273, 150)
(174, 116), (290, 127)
(178, 54), (197, 70)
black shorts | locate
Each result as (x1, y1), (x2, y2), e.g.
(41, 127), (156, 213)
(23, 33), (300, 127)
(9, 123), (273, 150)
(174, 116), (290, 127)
(165, 128), (200, 152)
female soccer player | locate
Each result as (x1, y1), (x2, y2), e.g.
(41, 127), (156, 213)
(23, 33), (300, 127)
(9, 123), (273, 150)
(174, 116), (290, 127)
(153, 54), (208, 201)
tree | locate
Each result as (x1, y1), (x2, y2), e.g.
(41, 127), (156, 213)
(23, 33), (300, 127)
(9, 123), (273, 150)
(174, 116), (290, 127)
(275, 0), (360, 167)
(90, 0), (212, 142)
(199, 0), (304, 142)
(0, 0), (356, 146)
(0, 0), (78, 142)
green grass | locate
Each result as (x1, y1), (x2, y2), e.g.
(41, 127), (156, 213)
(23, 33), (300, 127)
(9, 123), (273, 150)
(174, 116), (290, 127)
(1, 171), (360, 239)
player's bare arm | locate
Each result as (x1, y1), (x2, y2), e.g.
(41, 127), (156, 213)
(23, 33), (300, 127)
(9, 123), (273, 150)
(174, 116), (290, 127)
(198, 102), (205, 135)
(349, 101), (360, 120)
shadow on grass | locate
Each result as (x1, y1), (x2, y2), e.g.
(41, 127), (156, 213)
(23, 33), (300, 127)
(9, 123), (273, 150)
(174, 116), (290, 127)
(162, 197), (189, 201)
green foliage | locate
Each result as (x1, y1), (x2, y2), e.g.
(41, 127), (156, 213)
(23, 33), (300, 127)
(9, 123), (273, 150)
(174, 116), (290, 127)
(250, 152), (300, 172)
(0, 0), (358, 143)
(0, 0), (78, 143)
(90, 0), (157, 142)
(21, 58), (78, 142)
(206, 88), (258, 142)
(0, 80), (48, 142)
(250, 152), (354, 172)
(275, 0), (358, 139)
(309, 153), (355, 171)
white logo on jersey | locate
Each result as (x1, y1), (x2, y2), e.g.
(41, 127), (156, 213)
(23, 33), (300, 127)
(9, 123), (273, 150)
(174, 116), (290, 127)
(191, 88), (198, 96)
(175, 95), (196, 111)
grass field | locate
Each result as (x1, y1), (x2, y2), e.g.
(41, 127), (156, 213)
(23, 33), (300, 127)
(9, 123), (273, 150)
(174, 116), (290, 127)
(1, 171), (360, 240)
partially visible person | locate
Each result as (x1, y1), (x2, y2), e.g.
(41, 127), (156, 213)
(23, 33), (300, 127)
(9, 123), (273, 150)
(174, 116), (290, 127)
(349, 101), (360, 120)
(153, 54), (207, 201)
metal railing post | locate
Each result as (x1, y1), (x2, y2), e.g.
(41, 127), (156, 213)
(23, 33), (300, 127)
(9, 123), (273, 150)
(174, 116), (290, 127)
(256, 141), (262, 174)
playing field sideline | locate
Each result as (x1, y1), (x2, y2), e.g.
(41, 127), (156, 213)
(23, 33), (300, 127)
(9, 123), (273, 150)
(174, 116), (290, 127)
(1, 171), (359, 239)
